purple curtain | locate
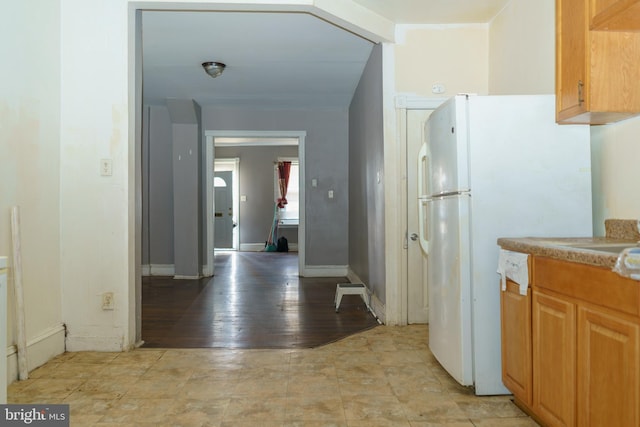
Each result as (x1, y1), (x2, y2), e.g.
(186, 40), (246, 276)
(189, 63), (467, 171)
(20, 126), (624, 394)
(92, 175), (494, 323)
(277, 161), (291, 208)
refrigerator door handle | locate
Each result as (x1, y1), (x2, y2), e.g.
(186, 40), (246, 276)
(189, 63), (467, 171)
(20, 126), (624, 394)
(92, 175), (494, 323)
(417, 143), (428, 199)
(417, 142), (430, 256)
(418, 199), (429, 255)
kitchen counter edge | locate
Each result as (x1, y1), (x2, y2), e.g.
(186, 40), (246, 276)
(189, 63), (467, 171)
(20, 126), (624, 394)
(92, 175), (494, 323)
(497, 237), (636, 269)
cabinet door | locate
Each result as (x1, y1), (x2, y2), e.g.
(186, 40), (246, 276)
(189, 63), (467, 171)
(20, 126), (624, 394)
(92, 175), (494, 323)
(577, 306), (640, 426)
(590, 0), (640, 30)
(556, 0), (588, 122)
(501, 279), (532, 406)
(533, 291), (576, 427)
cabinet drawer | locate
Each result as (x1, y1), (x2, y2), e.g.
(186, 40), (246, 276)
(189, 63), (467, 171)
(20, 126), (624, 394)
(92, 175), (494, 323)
(533, 256), (640, 317)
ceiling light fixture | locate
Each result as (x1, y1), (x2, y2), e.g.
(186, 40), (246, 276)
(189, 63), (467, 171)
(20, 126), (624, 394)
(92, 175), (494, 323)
(202, 61), (226, 78)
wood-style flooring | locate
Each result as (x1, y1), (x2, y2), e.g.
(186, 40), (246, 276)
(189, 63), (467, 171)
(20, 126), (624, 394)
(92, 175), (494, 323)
(141, 251), (379, 349)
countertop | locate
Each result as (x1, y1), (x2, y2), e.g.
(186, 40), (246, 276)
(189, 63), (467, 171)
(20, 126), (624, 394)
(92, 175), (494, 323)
(497, 237), (637, 269)
(498, 219), (640, 269)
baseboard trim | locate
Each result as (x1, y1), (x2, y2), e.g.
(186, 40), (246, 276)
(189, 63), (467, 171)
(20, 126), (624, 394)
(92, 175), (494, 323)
(238, 243), (299, 252)
(65, 335), (126, 352)
(141, 264), (175, 276)
(239, 243), (267, 252)
(347, 268), (385, 324)
(173, 275), (202, 280)
(370, 293), (385, 324)
(302, 265), (348, 277)
(6, 323), (66, 385)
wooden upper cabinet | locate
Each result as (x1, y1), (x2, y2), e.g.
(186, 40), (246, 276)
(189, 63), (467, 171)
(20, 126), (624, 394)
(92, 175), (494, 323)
(590, 0), (640, 30)
(556, 0), (640, 124)
(556, 0), (588, 122)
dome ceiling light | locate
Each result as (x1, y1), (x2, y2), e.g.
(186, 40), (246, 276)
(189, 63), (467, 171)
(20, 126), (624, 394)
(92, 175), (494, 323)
(202, 61), (226, 78)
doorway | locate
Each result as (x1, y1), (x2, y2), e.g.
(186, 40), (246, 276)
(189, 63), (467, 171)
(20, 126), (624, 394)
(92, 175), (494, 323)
(214, 158), (240, 251)
(406, 109), (432, 324)
(398, 98), (446, 325)
(205, 131), (306, 278)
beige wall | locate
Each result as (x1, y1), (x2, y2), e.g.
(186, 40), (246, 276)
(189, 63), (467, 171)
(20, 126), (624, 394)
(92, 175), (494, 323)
(394, 24), (489, 98)
(489, 0), (555, 94)
(1, 0), (65, 381)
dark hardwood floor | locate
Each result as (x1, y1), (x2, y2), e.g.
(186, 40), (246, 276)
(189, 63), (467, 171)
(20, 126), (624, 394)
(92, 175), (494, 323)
(141, 251), (379, 349)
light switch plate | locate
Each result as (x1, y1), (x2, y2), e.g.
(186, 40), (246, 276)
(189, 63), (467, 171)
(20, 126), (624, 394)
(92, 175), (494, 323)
(100, 159), (113, 176)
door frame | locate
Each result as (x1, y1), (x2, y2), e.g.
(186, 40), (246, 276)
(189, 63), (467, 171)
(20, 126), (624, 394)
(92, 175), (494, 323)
(205, 130), (306, 277)
(396, 96), (447, 324)
(214, 159), (240, 250)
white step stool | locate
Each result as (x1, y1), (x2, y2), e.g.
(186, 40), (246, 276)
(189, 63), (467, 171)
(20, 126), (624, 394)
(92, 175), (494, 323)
(335, 283), (370, 312)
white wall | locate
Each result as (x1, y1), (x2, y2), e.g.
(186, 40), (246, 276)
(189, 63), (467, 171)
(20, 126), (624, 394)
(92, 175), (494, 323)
(489, 0), (555, 94)
(489, 0), (640, 232)
(591, 119), (640, 236)
(60, 0), (134, 351)
(1, 0), (65, 382)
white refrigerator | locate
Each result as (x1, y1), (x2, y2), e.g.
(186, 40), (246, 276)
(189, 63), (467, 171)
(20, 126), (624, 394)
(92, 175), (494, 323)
(418, 94), (592, 395)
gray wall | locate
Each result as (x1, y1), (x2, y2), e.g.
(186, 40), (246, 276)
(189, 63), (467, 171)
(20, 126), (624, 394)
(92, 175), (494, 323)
(144, 105), (174, 265)
(348, 44), (385, 302)
(216, 146), (298, 245)
(167, 99), (203, 277)
(204, 107), (349, 267)
(143, 106), (349, 268)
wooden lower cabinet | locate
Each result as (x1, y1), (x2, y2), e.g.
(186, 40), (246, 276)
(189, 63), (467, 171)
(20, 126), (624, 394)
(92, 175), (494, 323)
(532, 290), (576, 427)
(577, 306), (640, 426)
(500, 255), (640, 426)
(501, 279), (532, 406)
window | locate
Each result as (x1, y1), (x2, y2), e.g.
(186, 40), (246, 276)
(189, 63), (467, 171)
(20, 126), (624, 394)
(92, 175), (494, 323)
(275, 159), (299, 226)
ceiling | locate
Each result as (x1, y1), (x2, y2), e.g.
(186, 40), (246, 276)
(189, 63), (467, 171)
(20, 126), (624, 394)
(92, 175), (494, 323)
(141, 0), (511, 109)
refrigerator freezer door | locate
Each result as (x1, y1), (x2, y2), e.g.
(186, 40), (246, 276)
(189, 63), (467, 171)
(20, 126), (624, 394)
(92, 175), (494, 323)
(424, 95), (470, 196)
(427, 193), (473, 387)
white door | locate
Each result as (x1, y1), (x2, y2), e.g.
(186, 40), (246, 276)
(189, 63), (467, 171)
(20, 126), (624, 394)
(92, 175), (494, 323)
(214, 171), (234, 249)
(406, 109), (432, 323)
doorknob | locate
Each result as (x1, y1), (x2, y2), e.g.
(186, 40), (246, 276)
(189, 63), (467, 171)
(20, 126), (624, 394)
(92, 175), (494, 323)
(410, 233), (418, 241)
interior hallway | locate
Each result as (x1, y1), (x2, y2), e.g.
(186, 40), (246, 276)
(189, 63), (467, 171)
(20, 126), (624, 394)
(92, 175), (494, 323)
(7, 325), (539, 426)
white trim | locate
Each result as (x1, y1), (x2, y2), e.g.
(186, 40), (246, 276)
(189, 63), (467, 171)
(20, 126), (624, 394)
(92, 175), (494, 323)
(302, 265), (348, 277)
(215, 136), (298, 147)
(370, 293), (386, 325)
(141, 264), (175, 276)
(205, 130), (307, 277)
(346, 268), (383, 324)
(6, 324), (65, 385)
(65, 335), (127, 353)
(173, 275), (202, 280)
(395, 95), (448, 110)
(239, 243), (267, 252)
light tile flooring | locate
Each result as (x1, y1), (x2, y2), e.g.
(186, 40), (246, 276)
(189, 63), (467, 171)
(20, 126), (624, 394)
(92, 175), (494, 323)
(8, 326), (539, 426)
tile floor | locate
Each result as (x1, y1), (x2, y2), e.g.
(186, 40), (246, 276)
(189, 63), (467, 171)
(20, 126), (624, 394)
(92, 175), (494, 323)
(8, 326), (539, 426)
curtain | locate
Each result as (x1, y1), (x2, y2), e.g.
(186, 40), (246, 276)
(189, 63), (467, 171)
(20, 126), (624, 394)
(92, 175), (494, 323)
(277, 161), (292, 208)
